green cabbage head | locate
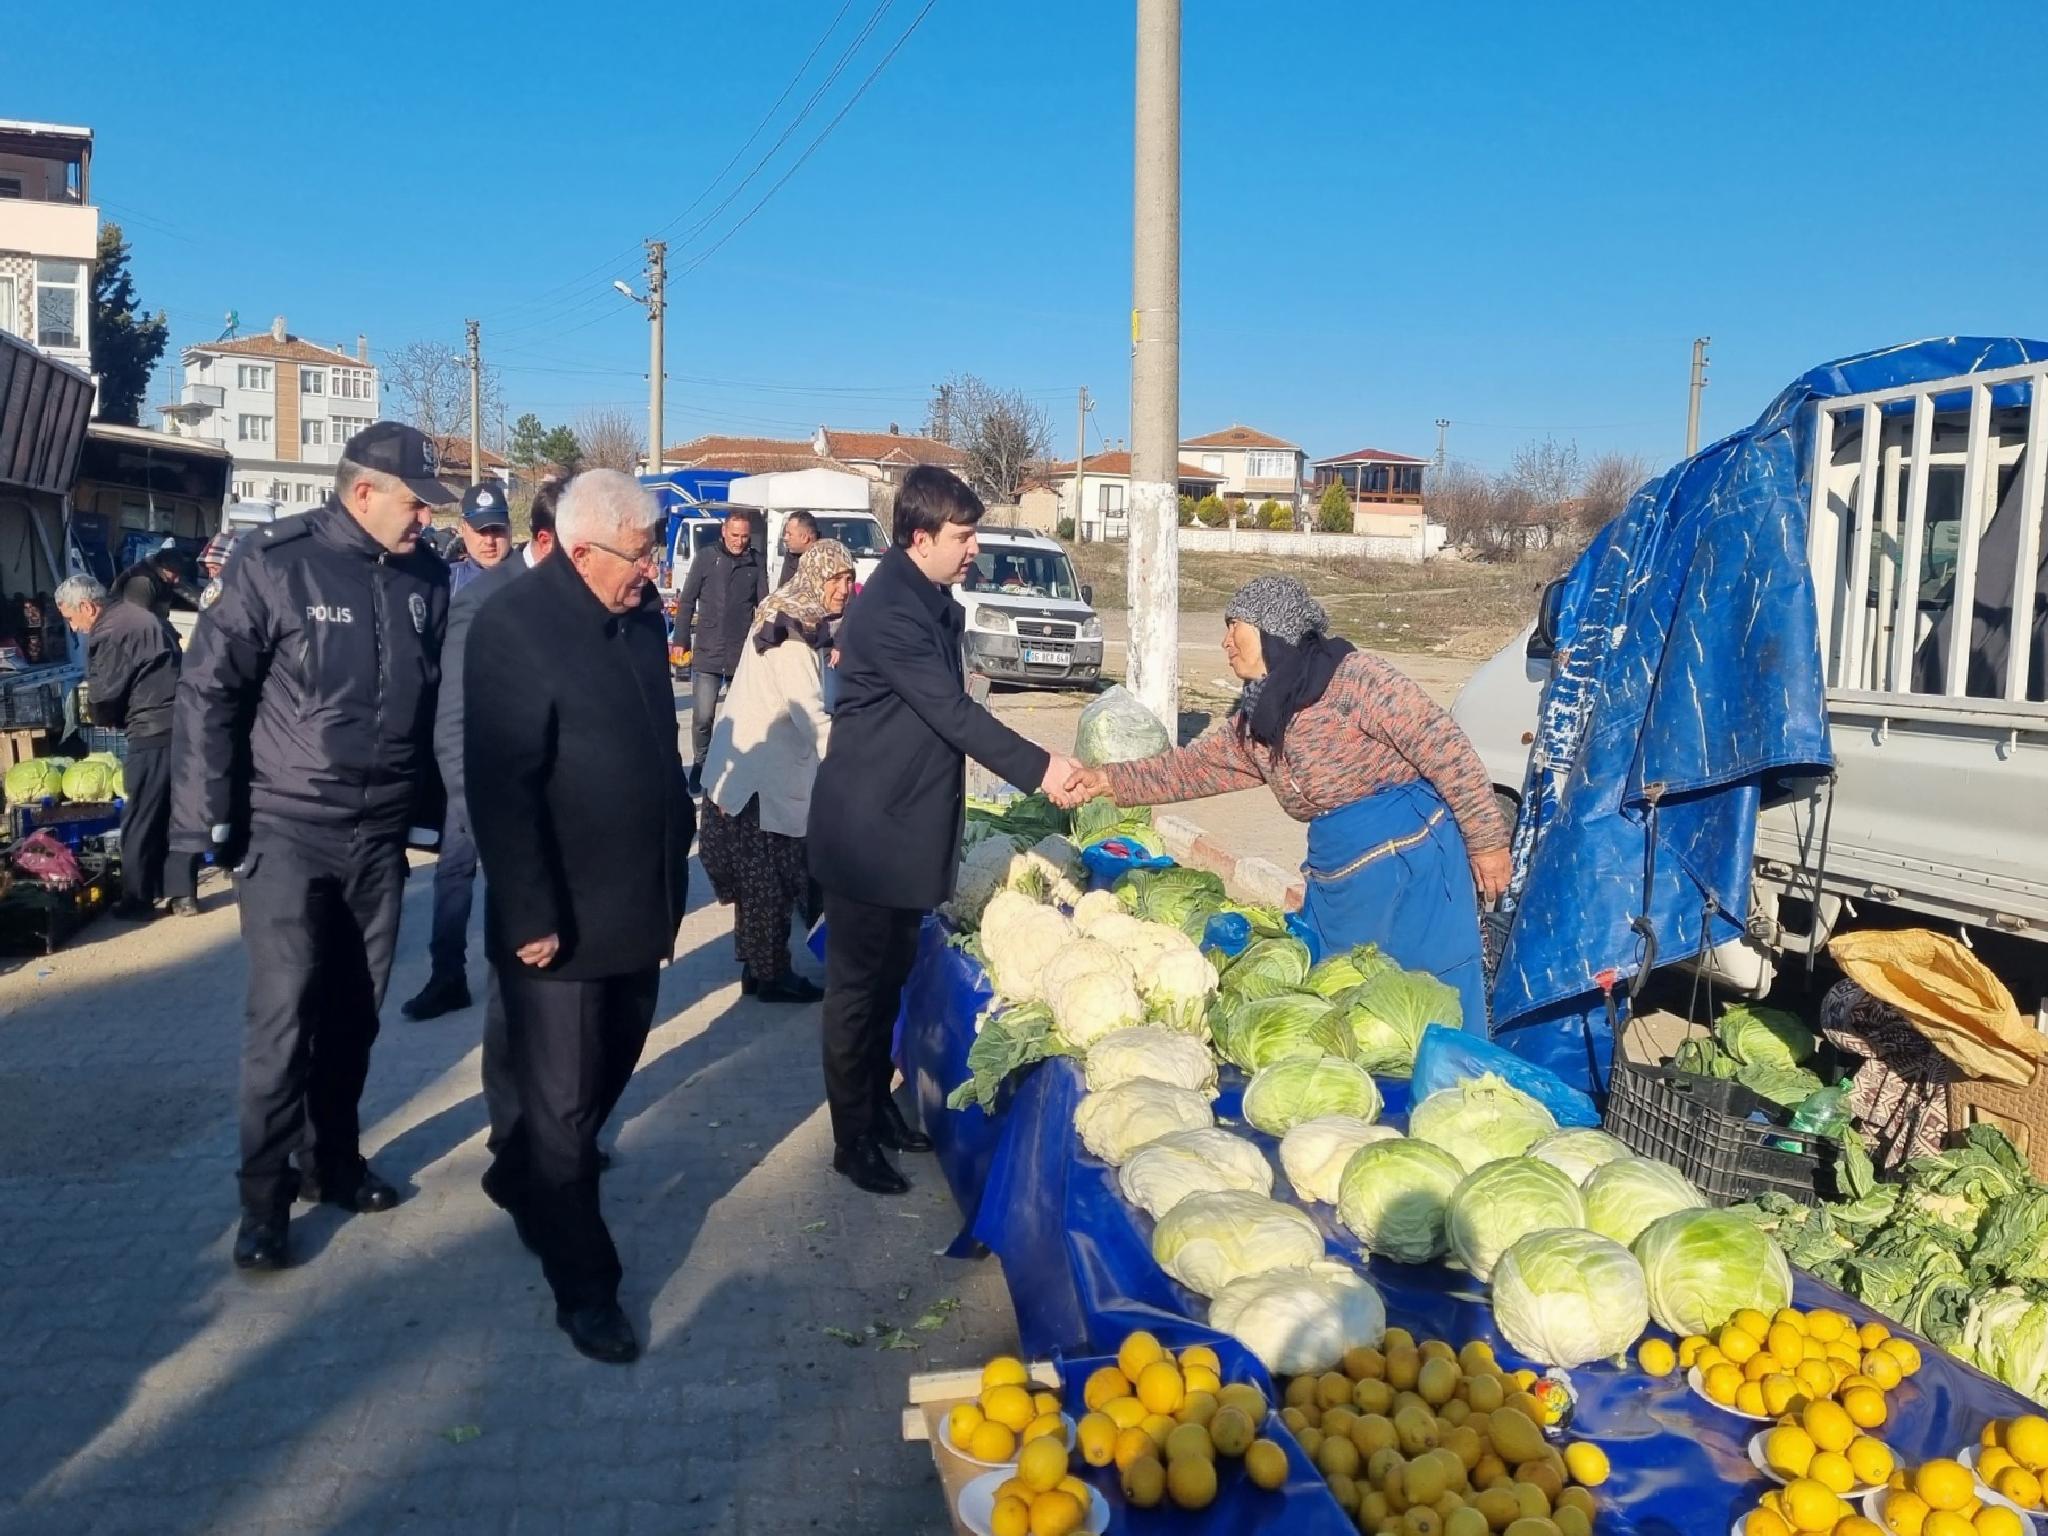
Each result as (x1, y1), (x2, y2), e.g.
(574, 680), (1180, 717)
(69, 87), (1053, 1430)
(1962, 1287), (2048, 1407)
(1407, 1074), (1558, 1172)
(1580, 1156), (1706, 1246)
(1491, 1228), (1650, 1368)
(1241, 1054), (1382, 1136)
(1336, 1136), (1466, 1263)
(1304, 944), (1396, 999)
(61, 753), (124, 802)
(1631, 1206), (1793, 1335)
(1445, 1156), (1587, 1282)
(1220, 936), (1312, 995)
(5, 757), (68, 806)
(1213, 993), (1347, 1073)
(1717, 1004), (1816, 1070)
(1528, 1128), (1632, 1184)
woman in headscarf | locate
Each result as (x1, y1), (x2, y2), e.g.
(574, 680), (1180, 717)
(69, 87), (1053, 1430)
(1066, 575), (1510, 1031)
(699, 539), (857, 1003)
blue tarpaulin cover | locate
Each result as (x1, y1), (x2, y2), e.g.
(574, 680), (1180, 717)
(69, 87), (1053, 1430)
(1491, 337), (2048, 1092)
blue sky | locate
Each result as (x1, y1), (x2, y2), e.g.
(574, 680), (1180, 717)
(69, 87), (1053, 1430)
(29, 0), (2048, 476)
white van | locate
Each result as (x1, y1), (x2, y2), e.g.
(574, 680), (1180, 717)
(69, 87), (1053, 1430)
(956, 527), (1104, 689)
(724, 467), (889, 586)
(1454, 359), (2048, 999)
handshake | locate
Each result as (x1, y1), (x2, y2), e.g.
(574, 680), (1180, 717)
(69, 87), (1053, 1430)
(1041, 753), (1113, 809)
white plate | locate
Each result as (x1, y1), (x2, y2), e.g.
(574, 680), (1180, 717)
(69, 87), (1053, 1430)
(1747, 1432), (1885, 1497)
(1864, 1484), (2039, 1536)
(1688, 1365), (1773, 1422)
(958, 1470), (1110, 1536)
(940, 1415), (1077, 1471)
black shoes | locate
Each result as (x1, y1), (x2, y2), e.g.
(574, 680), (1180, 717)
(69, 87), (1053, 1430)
(297, 1162), (401, 1213)
(874, 1096), (934, 1154)
(557, 1302), (640, 1364)
(170, 896), (200, 917)
(686, 763), (704, 797)
(233, 1211), (287, 1271)
(401, 972), (471, 1020)
(754, 971), (824, 1004)
(833, 1137), (910, 1196)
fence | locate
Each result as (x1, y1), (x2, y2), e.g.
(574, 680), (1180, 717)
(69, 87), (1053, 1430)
(1174, 523), (1444, 563)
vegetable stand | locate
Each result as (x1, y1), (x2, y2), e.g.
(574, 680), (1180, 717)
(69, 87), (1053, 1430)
(892, 917), (2045, 1534)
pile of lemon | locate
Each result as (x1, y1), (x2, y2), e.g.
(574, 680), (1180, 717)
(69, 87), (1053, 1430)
(1760, 1402), (1896, 1494)
(1073, 1331), (1288, 1513)
(945, 1356), (1070, 1468)
(1969, 1415), (2048, 1513)
(1275, 1328), (1611, 1535)
(1643, 1305), (1922, 1422)
(1862, 1455), (2026, 1536)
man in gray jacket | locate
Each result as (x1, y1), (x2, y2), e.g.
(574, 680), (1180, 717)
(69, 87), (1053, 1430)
(674, 509), (764, 795)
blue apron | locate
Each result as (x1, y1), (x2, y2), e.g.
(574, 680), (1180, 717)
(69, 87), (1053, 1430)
(1299, 780), (1490, 1035)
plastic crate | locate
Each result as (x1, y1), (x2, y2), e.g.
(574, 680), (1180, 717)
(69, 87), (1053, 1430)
(12, 799), (123, 850)
(1604, 1061), (1830, 1206)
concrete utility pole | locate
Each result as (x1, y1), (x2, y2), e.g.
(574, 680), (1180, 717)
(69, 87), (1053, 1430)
(1074, 385), (1091, 543)
(1686, 336), (1711, 457)
(465, 319), (482, 486)
(1128, 0), (1181, 730)
(1434, 417), (1450, 474)
(647, 240), (668, 476)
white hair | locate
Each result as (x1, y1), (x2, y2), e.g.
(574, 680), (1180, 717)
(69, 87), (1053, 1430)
(556, 469), (661, 548)
(54, 574), (107, 610)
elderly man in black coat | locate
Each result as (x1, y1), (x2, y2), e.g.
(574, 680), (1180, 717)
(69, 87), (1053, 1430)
(465, 469), (694, 1364)
(808, 467), (1082, 1196)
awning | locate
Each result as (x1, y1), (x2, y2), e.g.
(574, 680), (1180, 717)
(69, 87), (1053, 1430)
(0, 330), (94, 499)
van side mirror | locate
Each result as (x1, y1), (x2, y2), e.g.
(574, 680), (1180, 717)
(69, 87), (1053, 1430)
(1081, 584), (1093, 605)
(1526, 578), (1565, 663)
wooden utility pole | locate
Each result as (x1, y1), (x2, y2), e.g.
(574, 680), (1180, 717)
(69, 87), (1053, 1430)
(1128, 0), (1181, 729)
(465, 319), (482, 486)
(1074, 385), (1091, 542)
(647, 240), (667, 476)
(1686, 337), (1711, 457)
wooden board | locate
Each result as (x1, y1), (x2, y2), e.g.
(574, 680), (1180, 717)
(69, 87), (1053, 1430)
(902, 1362), (1064, 1536)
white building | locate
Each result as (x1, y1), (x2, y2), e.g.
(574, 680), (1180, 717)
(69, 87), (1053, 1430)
(160, 316), (380, 508)
(1049, 451), (1225, 541)
(0, 119), (99, 382)
(1180, 425), (1308, 513)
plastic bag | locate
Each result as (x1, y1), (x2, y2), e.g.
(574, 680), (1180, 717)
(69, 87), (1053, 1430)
(1409, 1022), (1601, 1127)
(1074, 685), (1172, 767)
(1828, 927), (2042, 1086)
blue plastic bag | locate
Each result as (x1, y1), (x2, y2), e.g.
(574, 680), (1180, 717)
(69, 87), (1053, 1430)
(1080, 840), (1175, 887)
(1409, 1023), (1601, 1127)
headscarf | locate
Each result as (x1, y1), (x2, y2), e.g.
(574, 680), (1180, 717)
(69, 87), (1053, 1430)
(752, 538), (854, 652)
(1224, 574), (1355, 750)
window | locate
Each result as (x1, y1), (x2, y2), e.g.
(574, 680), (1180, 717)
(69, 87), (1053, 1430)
(236, 364), (273, 391)
(33, 259), (86, 350)
(0, 275), (15, 340)
(1363, 464), (1390, 494)
(1201, 453), (1224, 474)
(1396, 466), (1423, 496)
(301, 419), (324, 447)
(298, 483), (316, 502)
(238, 414), (272, 443)
(0, 176), (21, 199)
(331, 368), (373, 400)
(301, 369), (324, 395)
(965, 548), (1080, 602)
(331, 414), (370, 444)
(1097, 483), (1125, 516)
(1245, 450), (1294, 479)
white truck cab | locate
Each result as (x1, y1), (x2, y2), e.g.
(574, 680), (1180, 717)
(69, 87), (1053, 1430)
(956, 527), (1104, 689)
(723, 467), (888, 587)
(1455, 360), (2048, 1000)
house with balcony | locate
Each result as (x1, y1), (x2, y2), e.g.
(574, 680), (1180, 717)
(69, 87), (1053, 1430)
(1311, 446), (1430, 539)
(159, 317), (380, 508)
(660, 424), (967, 486)
(1049, 451), (1225, 540)
(0, 119), (99, 384)
(1180, 425), (1307, 514)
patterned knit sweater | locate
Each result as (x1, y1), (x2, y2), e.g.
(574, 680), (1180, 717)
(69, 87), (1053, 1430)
(1103, 652), (1510, 852)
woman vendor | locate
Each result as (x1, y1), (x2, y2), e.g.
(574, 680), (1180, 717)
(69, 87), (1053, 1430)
(1065, 575), (1510, 1031)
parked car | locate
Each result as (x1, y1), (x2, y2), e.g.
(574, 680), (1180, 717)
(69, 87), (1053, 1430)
(956, 527), (1104, 689)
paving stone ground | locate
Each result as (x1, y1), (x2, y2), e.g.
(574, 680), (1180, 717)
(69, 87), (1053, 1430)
(0, 850), (1012, 1535)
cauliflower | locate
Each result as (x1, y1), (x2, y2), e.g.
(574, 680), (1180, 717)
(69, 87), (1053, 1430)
(1038, 938), (1132, 1005)
(1072, 889), (1126, 934)
(1001, 848), (1083, 908)
(1047, 967), (1144, 1050)
(1073, 1077), (1215, 1164)
(941, 834), (1027, 926)
(1029, 834), (1083, 884)
(1140, 944), (1220, 1034)
(1120, 920), (1198, 979)
(982, 903), (1073, 1001)
(1084, 1025), (1218, 1096)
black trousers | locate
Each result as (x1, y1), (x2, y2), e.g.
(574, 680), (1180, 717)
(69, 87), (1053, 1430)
(428, 793), (478, 979)
(821, 893), (923, 1148)
(118, 739), (172, 906)
(236, 831), (407, 1216)
(479, 969), (520, 1159)
(487, 965), (657, 1310)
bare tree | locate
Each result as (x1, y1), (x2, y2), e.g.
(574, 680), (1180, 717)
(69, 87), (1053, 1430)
(1577, 451), (1653, 535)
(1425, 461), (1553, 562)
(575, 408), (644, 473)
(929, 373), (1053, 503)
(384, 339), (502, 448)
(1509, 435), (1583, 512)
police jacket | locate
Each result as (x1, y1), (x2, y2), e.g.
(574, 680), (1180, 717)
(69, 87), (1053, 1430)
(675, 542), (765, 676)
(86, 598), (180, 747)
(170, 500), (449, 854)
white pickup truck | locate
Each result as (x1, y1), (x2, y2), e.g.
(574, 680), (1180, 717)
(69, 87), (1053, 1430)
(1455, 357), (2048, 1003)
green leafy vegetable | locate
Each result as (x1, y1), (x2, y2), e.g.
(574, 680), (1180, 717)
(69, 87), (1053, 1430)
(1304, 945), (1396, 1000)
(1407, 1074), (1558, 1172)
(1490, 1228), (1650, 1368)
(1240, 1054), (1382, 1136)
(1212, 993), (1347, 1074)
(1716, 1003), (1817, 1071)
(4, 757), (67, 806)
(1072, 797), (1161, 853)
(945, 1002), (1077, 1112)
(1445, 1155), (1587, 1282)
(1334, 969), (1461, 1077)
(1632, 1207), (1794, 1335)
(1335, 1137), (1467, 1263)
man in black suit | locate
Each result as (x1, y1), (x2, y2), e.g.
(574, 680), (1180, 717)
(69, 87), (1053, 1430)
(808, 467), (1082, 1195)
(465, 469), (693, 1364)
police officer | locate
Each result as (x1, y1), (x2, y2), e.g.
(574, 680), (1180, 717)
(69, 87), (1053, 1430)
(172, 422), (454, 1272)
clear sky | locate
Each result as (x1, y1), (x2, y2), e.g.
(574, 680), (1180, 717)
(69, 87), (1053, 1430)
(25, 0), (2048, 476)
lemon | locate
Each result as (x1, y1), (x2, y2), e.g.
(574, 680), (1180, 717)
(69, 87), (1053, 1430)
(1018, 1434), (1070, 1493)
(1994, 1467), (2044, 1511)
(1925, 1515), (1977, 1536)
(1136, 1360), (1185, 1416)
(1979, 1449), (2019, 1484)
(1166, 1453), (1218, 1510)
(1776, 1308), (1810, 1332)
(1808, 1310), (1847, 1344)
(1562, 1441), (1609, 1487)
(1848, 1436), (1894, 1489)
(1748, 1353), (1783, 1384)
(1121, 1453), (1166, 1507)
(2007, 1416), (2048, 1473)
(1218, 1382), (1268, 1423)
(991, 1494), (1031, 1536)
(1783, 1478), (1840, 1533)
(1748, 1510), (1794, 1536)
(1884, 1491), (1932, 1536)
(1879, 1338), (1923, 1378)
(949, 1402), (987, 1449)
(1859, 1348), (1904, 1387)
(1449, 1508), (1493, 1536)
(1763, 1374), (1801, 1417)
(983, 1356), (1030, 1392)
(1117, 1330), (1166, 1382)
(1167, 1420), (1217, 1465)
(969, 1419), (1019, 1463)
(1245, 1436), (1288, 1490)
(1420, 1358), (1463, 1407)
(1101, 1394), (1145, 1431)
(1808, 1450), (1854, 1495)
(1183, 1363), (1222, 1396)
(1765, 1425), (1817, 1479)
(1679, 1334), (1709, 1368)
(1179, 1343), (1221, 1376)
(1208, 1404), (1255, 1458)
(1842, 1388), (1887, 1431)
(1083, 1365), (1130, 1412)
(1698, 1345), (1730, 1374)
(1705, 1363), (1746, 1406)
(1841, 1375), (1882, 1397)
(1768, 1323), (1808, 1369)
(1057, 1475), (1091, 1506)
(1986, 1421), (2010, 1450)
(1800, 1400), (1854, 1454)
(1723, 1328), (1763, 1365)
(1028, 1487), (1087, 1536)
(1112, 1426), (1154, 1472)
(1736, 1382), (1768, 1417)
(1974, 1507), (2025, 1536)
(1177, 1390), (1218, 1429)
(997, 1476), (1033, 1504)
(1022, 1412), (1066, 1447)
(1076, 1412), (1116, 1468)
(1859, 1320), (1892, 1350)
(1460, 1339), (1498, 1373)
(1914, 1460), (1976, 1513)
(1839, 1520), (1887, 1536)
(1139, 1412), (1177, 1451)
(1797, 1361), (1839, 1402)
(1468, 1373), (1506, 1413)
(1638, 1338), (1678, 1377)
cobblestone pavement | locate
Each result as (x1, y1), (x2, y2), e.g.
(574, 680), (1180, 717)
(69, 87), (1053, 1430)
(0, 859), (1012, 1535)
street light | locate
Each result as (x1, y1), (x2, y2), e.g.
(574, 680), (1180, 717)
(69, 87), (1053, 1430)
(613, 279), (642, 304)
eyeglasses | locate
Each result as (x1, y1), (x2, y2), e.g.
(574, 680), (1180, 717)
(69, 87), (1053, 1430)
(583, 537), (661, 574)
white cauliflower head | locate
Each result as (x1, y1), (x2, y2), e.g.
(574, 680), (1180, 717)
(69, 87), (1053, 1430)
(982, 903), (1073, 1002)
(1071, 888), (1126, 934)
(1048, 966), (1144, 1050)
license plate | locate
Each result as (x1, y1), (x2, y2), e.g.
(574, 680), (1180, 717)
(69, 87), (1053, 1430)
(1022, 647), (1065, 666)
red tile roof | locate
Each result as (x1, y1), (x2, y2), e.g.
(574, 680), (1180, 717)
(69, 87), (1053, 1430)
(1180, 425), (1301, 452)
(189, 334), (366, 368)
(1314, 446), (1426, 467)
(663, 435), (819, 474)
(820, 429), (965, 467)
(429, 434), (508, 471)
(1049, 451), (1225, 482)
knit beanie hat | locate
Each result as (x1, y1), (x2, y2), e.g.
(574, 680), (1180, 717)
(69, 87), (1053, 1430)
(1225, 575), (1328, 645)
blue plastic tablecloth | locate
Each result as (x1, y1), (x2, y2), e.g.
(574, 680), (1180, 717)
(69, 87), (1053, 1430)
(897, 935), (2041, 1536)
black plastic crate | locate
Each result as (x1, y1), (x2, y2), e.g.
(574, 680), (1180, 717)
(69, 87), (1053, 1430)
(1604, 1061), (1829, 1206)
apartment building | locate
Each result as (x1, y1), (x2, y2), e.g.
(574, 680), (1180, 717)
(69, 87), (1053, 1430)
(0, 119), (98, 382)
(160, 317), (379, 507)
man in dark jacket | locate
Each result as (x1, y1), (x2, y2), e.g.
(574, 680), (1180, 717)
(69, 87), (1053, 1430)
(808, 467), (1081, 1195)
(116, 541), (203, 621)
(171, 422), (453, 1272)
(777, 509), (818, 588)
(54, 574), (185, 917)
(466, 469), (693, 1364)
(675, 509), (764, 794)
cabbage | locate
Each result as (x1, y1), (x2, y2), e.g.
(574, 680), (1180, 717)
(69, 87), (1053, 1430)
(1116, 1127), (1274, 1219)
(1445, 1156), (1587, 1282)
(1304, 945), (1395, 999)
(1150, 1189), (1325, 1297)
(1208, 1261), (1387, 1377)
(1336, 1137), (1467, 1263)
(5, 757), (69, 806)
(1963, 1287), (2048, 1407)
(1717, 1003), (1816, 1071)
(1212, 994), (1347, 1073)
(1631, 1206), (1794, 1335)
(1073, 1078), (1214, 1165)
(1220, 936), (1312, 995)
(1334, 969), (1460, 1076)
(1490, 1228), (1651, 1367)
(60, 755), (121, 803)
(1072, 796), (1161, 854)
(1115, 866), (1226, 940)
(1241, 1055), (1382, 1137)
(1408, 1074), (1558, 1172)
(1046, 967), (1144, 1051)
(1084, 1026), (1218, 1097)
(1580, 1156), (1706, 1246)
(1279, 1116), (1400, 1205)
(1529, 1128), (1632, 1184)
